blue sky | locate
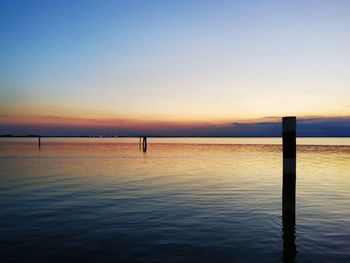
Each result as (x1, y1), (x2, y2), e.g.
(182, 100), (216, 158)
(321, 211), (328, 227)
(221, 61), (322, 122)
(1, 0), (350, 135)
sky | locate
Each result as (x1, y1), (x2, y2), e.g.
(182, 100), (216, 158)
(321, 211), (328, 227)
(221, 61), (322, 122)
(1, 0), (350, 136)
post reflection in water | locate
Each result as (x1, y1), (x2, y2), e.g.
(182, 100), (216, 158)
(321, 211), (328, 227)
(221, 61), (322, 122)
(282, 157), (297, 262)
(282, 210), (297, 263)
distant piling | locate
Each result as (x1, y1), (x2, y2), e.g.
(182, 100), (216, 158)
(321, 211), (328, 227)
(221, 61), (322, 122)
(38, 136), (41, 149)
(282, 117), (296, 213)
(142, 136), (147, 152)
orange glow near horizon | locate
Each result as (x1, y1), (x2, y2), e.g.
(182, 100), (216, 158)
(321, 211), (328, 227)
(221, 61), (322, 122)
(1, 112), (349, 129)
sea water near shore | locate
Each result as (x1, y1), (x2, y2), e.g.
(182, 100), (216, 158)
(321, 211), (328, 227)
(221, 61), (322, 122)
(1, 138), (349, 262)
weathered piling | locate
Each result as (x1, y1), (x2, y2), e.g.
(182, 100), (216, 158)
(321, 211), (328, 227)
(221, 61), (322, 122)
(282, 117), (296, 213)
(282, 116), (297, 261)
(38, 136), (41, 149)
(142, 136), (147, 152)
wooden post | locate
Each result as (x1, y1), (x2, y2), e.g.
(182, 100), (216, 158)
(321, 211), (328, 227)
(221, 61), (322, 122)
(282, 117), (296, 213)
(142, 136), (147, 152)
(282, 116), (297, 261)
(38, 136), (41, 149)
(139, 137), (141, 149)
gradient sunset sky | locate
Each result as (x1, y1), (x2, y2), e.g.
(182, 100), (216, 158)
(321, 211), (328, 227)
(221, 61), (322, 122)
(1, 0), (350, 136)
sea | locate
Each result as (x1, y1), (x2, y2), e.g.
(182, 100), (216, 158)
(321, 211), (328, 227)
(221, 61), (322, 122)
(0, 137), (349, 262)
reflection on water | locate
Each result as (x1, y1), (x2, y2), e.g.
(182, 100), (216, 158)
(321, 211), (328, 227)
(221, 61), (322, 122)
(283, 210), (296, 263)
(0, 138), (350, 262)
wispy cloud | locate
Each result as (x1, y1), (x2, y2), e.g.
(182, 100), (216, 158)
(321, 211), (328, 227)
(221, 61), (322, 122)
(1, 115), (349, 136)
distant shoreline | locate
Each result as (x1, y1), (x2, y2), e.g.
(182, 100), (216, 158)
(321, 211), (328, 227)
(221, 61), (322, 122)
(1, 135), (350, 138)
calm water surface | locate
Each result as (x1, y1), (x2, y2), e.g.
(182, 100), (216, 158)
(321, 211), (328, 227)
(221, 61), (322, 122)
(0, 138), (349, 262)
